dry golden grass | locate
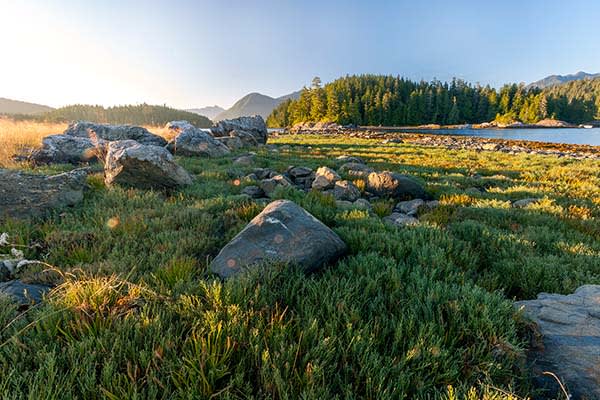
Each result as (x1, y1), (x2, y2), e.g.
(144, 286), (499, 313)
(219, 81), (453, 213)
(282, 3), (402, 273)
(0, 119), (173, 168)
(0, 118), (67, 168)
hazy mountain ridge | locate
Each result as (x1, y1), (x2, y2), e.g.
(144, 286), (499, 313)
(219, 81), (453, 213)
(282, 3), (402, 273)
(214, 91), (301, 121)
(185, 105), (225, 120)
(0, 97), (54, 115)
(528, 71), (600, 89)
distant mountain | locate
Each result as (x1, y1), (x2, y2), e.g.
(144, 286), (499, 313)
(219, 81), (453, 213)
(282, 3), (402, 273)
(528, 71), (600, 89)
(0, 97), (54, 115)
(215, 91), (301, 121)
(185, 105), (225, 121)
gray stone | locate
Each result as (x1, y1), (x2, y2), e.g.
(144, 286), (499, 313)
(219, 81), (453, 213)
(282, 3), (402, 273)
(339, 162), (374, 177)
(260, 175), (292, 197)
(0, 280), (50, 306)
(0, 168), (88, 219)
(233, 154), (256, 166)
(383, 212), (419, 227)
(228, 129), (260, 146)
(515, 285), (600, 399)
(288, 166), (313, 179)
(212, 116), (268, 145)
(394, 199), (425, 216)
(333, 180), (361, 202)
(104, 140), (193, 190)
(335, 200), (354, 210)
(30, 135), (100, 164)
(210, 200), (347, 279)
(253, 168), (276, 180)
(64, 121), (166, 147)
(312, 167), (340, 190)
(336, 155), (365, 164)
(216, 136), (244, 151)
(366, 171), (426, 200)
(512, 198), (540, 208)
(165, 121), (230, 157)
(242, 185), (265, 199)
(353, 198), (372, 210)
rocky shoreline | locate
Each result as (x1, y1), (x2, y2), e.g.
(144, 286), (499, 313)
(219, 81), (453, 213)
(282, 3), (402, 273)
(277, 127), (600, 160)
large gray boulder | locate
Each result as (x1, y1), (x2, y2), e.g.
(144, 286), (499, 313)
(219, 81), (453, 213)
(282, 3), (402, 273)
(104, 140), (193, 190)
(0, 280), (50, 306)
(165, 121), (230, 157)
(339, 162), (374, 177)
(0, 168), (88, 219)
(366, 171), (426, 200)
(515, 286), (600, 399)
(210, 200), (347, 279)
(212, 116), (268, 145)
(64, 121), (167, 147)
(31, 134), (100, 164)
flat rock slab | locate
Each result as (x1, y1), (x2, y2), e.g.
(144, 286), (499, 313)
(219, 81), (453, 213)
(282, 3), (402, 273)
(0, 168), (88, 219)
(0, 280), (50, 306)
(210, 200), (347, 279)
(515, 285), (600, 399)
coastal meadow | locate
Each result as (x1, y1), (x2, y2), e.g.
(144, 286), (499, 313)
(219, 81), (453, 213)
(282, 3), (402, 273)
(0, 124), (598, 398)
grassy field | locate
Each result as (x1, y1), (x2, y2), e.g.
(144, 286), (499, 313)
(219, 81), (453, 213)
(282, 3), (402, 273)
(1, 126), (599, 398)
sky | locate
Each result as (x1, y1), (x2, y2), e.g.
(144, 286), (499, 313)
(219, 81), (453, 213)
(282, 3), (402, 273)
(1, 0), (599, 109)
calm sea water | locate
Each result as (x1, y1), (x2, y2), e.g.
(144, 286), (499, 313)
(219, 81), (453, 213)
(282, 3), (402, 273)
(403, 128), (600, 146)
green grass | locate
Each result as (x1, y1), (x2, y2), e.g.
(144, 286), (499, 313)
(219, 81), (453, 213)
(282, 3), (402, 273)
(1, 134), (598, 399)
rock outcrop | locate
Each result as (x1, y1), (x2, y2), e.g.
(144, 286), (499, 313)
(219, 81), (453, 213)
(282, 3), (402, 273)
(0, 168), (88, 219)
(312, 167), (340, 190)
(211, 115), (268, 145)
(165, 121), (230, 157)
(104, 140), (193, 190)
(210, 200), (347, 279)
(64, 121), (167, 147)
(515, 286), (600, 400)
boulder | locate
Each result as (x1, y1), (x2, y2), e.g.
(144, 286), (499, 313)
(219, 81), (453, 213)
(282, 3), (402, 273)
(233, 154), (255, 166)
(353, 198), (372, 211)
(229, 130), (260, 146)
(30, 135), (100, 164)
(216, 136), (244, 151)
(312, 167), (340, 190)
(287, 166), (313, 179)
(366, 171), (426, 200)
(394, 199), (425, 216)
(260, 175), (292, 197)
(253, 168), (276, 180)
(515, 286), (600, 399)
(333, 180), (361, 202)
(104, 140), (193, 190)
(339, 162), (374, 177)
(64, 121), (167, 147)
(165, 121), (230, 157)
(242, 185), (265, 199)
(210, 200), (347, 279)
(383, 212), (419, 227)
(0, 280), (50, 306)
(0, 168), (88, 219)
(212, 116), (268, 145)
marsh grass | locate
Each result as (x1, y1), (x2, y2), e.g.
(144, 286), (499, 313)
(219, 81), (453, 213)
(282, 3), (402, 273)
(0, 128), (598, 398)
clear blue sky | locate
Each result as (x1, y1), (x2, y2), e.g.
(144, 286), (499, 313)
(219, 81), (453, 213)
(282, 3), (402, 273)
(1, 0), (599, 109)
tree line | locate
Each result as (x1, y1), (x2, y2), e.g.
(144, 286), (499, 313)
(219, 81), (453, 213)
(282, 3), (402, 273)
(7, 104), (213, 128)
(267, 75), (600, 127)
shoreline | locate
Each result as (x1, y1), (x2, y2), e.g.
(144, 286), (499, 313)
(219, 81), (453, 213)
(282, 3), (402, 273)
(274, 128), (600, 160)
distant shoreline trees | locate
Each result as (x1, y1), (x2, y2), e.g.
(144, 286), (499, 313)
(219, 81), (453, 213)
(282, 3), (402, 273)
(4, 104), (212, 128)
(267, 75), (600, 127)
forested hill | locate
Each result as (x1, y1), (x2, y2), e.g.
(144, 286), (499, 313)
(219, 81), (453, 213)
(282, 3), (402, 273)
(36, 104), (213, 127)
(267, 75), (600, 127)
